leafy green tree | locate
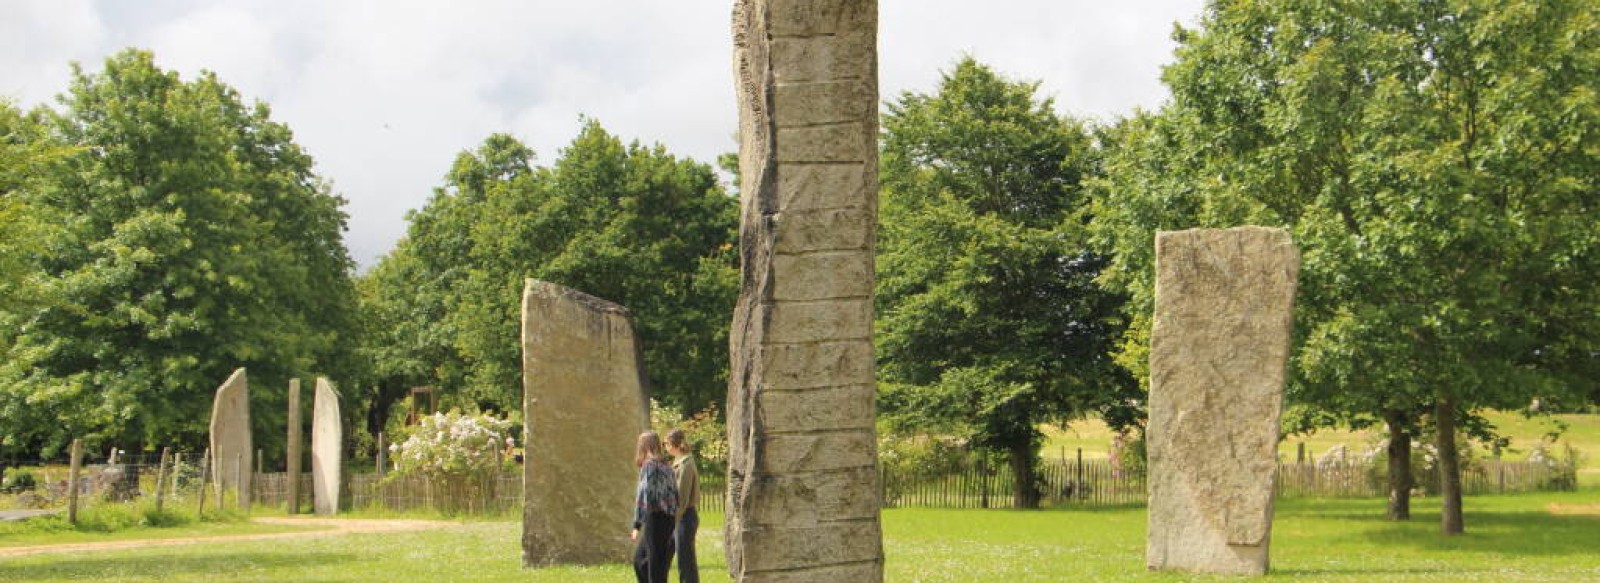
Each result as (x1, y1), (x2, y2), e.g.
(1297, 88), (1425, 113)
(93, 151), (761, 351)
(876, 58), (1135, 508)
(1092, 0), (1600, 533)
(0, 101), (70, 321)
(0, 50), (359, 460)
(364, 122), (737, 418)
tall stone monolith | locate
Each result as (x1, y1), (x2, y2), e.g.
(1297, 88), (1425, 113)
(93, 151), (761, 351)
(311, 377), (342, 516)
(726, 0), (884, 580)
(208, 367), (251, 508)
(286, 378), (302, 514)
(521, 280), (649, 566)
(1146, 227), (1299, 576)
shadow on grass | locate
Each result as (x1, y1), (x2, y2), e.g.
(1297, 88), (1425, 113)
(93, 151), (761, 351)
(0, 550), (358, 580)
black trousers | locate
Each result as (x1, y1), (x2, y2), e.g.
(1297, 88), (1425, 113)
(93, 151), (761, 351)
(672, 506), (700, 583)
(633, 510), (675, 583)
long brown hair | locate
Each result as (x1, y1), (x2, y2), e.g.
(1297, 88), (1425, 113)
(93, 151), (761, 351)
(635, 431), (664, 467)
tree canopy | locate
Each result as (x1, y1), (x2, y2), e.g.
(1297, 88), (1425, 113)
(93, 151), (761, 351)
(875, 58), (1134, 507)
(1091, 0), (1600, 531)
(358, 121), (738, 424)
(0, 50), (358, 458)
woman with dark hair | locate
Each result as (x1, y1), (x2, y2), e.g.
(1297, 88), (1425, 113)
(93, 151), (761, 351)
(630, 431), (678, 583)
(665, 429), (700, 583)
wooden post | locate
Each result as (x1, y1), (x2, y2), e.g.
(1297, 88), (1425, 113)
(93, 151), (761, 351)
(196, 447), (211, 516)
(154, 447), (171, 512)
(286, 378), (302, 514)
(67, 439), (83, 525)
(1076, 448), (1085, 502)
(170, 453), (183, 500)
(375, 432), (387, 478)
(1297, 442), (1306, 464)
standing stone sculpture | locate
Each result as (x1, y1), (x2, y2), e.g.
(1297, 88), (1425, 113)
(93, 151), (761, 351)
(726, 0), (884, 580)
(208, 367), (251, 509)
(521, 280), (650, 566)
(311, 377), (342, 516)
(1146, 227), (1299, 576)
(286, 378), (303, 514)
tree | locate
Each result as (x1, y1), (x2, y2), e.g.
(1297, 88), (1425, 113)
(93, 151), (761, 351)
(1092, 0), (1600, 533)
(362, 122), (738, 418)
(0, 50), (359, 460)
(0, 101), (69, 321)
(876, 58), (1134, 508)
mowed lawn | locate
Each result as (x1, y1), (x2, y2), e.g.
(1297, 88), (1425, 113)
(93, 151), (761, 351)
(2, 491), (1596, 582)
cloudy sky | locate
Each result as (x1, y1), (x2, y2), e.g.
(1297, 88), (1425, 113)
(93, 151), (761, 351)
(4, 0), (1206, 269)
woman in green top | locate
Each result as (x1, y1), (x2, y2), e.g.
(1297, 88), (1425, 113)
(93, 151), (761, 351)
(665, 429), (699, 583)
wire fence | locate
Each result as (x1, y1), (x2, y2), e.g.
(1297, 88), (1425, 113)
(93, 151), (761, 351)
(5, 453), (1571, 516)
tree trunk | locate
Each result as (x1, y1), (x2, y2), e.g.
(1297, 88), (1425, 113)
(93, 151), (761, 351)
(1008, 441), (1040, 509)
(1436, 397), (1464, 535)
(1383, 409), (1413, 521)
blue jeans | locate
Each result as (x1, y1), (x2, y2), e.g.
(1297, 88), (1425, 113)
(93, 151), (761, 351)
(673, 507), (699, 583)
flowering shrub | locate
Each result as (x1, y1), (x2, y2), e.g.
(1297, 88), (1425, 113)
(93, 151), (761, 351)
(390, 411), (513, 480)
(650, 400), (728, 471)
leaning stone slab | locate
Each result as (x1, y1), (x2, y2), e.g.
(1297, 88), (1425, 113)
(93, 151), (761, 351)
(1146, 227), (1299, 576)
(521, 280), (649, 566)
(208, 367), (251, 508)
(726, 0), (885, 580)
(312, 377), (342, 516)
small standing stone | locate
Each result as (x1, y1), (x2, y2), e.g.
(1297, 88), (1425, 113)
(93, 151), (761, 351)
(521, 280), (649, 566)
(1146, 227), (1299, 576)
(208, 367), (251, 508)
(312, 376), (342, 516)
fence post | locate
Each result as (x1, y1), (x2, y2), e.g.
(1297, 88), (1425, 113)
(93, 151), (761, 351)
(171, 453), (183, 500)
(67, 439), (83, 525)
(376, 432), (387, 478)
(1076, 448), (1085, 503)
(196, 448), (210, 516)
(154, 447), (171, 512)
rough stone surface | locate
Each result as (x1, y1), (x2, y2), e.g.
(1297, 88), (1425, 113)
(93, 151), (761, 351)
(286, 378), (302, 514)
(1146, 227), (1299, 576)
(312, 377), (342, 516)
(521, 280), (649, 566)
(208, 368), (251, 507)
(727, 0), (884, 580)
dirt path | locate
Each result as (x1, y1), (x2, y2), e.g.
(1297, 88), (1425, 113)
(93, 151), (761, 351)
(0, 517), (455, 557)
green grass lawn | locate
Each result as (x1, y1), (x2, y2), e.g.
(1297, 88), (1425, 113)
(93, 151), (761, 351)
(2, 491), (1596, 581)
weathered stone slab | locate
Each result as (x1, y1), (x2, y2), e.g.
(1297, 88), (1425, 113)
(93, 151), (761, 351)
(521, 280), (649, 566)
(311, 377), (341, 516)
(208, 367), (251, 508)
(729, 0), (884, 580)
(1146, 227), (1299, 576)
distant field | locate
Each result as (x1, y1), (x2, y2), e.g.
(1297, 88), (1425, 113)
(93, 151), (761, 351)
(1, 492), (1596, 581)
(1043, 411), (1599, 486)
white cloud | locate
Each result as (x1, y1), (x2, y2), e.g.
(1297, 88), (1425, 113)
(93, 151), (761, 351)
(3, 0), (1206, 268)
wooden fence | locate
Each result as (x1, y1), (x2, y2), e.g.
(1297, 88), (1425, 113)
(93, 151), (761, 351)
(236, 457), (1566, 515)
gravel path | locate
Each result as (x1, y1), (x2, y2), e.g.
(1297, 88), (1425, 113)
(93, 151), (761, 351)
(0, 517), (455, 557)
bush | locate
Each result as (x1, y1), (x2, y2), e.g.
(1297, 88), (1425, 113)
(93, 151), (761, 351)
(2, 468), (38, 492)
(389, 410), (513, 480)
